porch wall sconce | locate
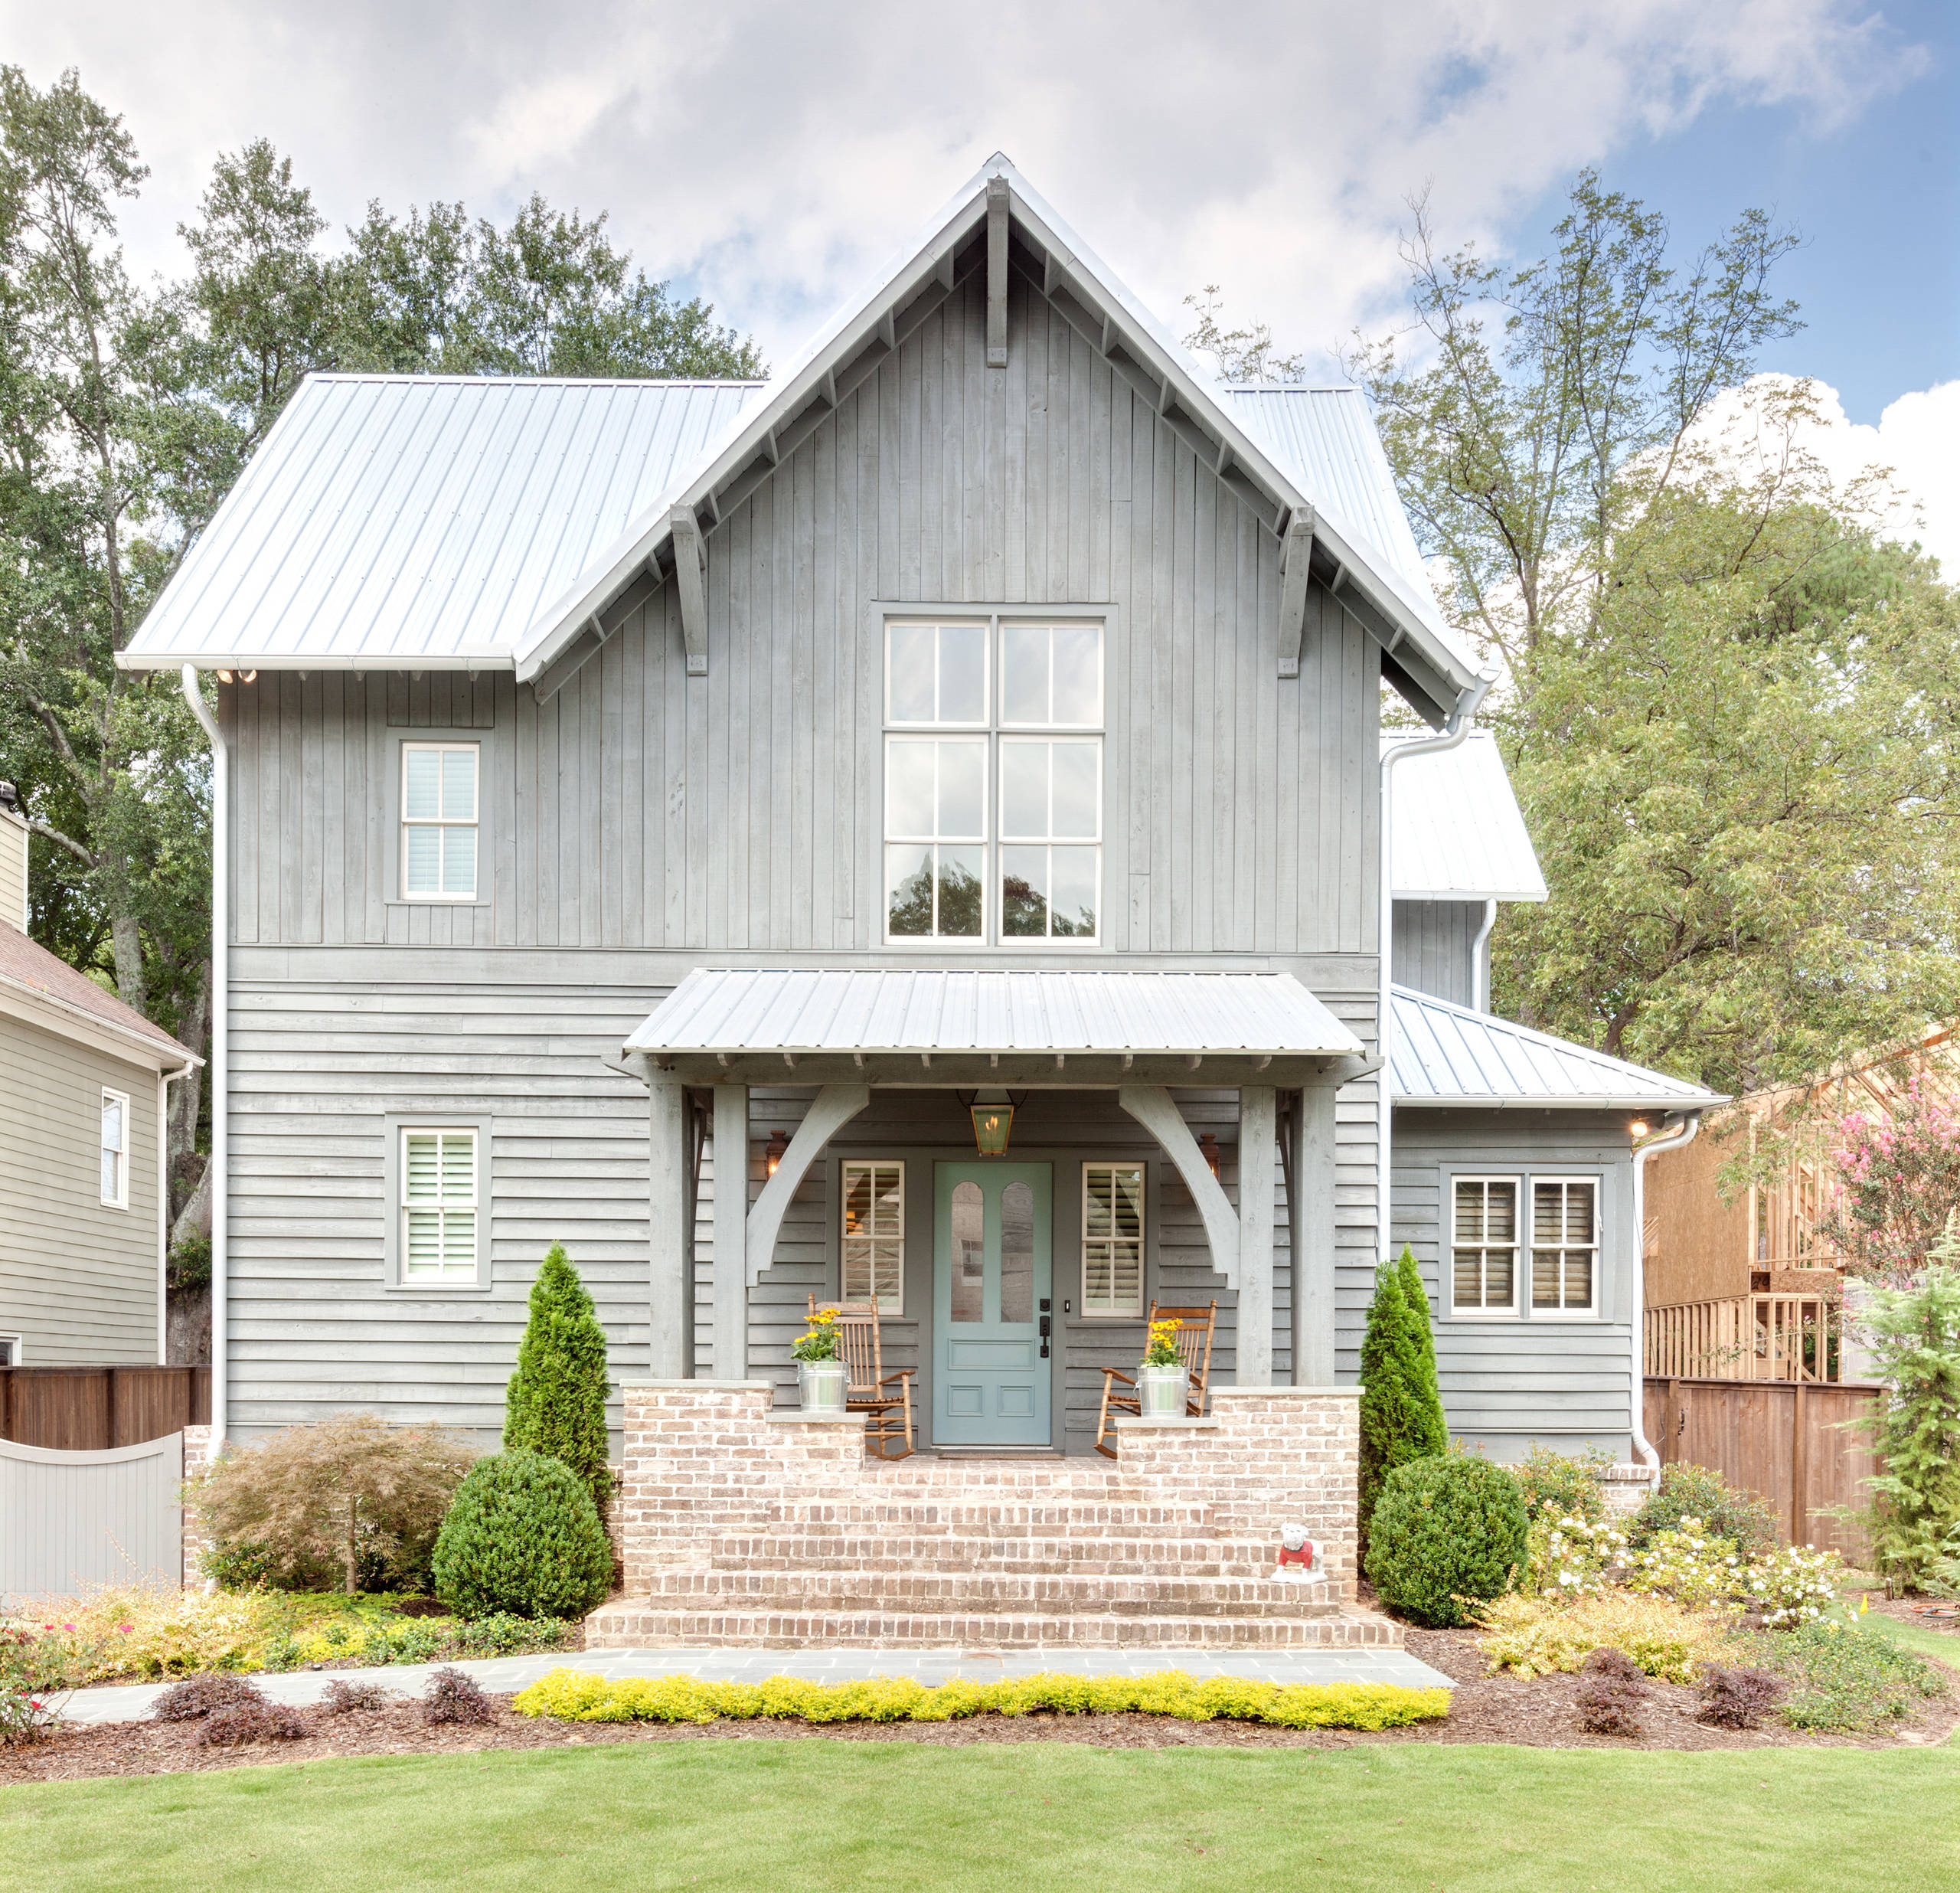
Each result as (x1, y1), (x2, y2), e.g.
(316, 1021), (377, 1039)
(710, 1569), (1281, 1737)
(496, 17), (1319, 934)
(765, 1129), (789, 1177)
(959, 1090), (1025, 1158)
(1197, 1133), (1221, 1178)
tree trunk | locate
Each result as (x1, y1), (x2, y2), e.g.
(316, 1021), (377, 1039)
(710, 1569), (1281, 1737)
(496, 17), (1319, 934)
(168, 959), (212, 1191)
(109, 902), (149, 1016)
(170, 1161), (211, 1250)
(345, 1497), (361, 1595)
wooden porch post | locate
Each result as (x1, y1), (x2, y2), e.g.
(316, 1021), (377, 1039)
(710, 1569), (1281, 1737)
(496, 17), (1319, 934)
(1292, 1083), (1338, 1386)
(646, 1071), (690, 1379)
(1238, 1087), (1276, 1388)
(712, 1084), (750, 1379)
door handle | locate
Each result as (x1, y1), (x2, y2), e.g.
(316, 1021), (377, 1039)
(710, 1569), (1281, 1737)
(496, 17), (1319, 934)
(1039, 1313), (1051, 1358)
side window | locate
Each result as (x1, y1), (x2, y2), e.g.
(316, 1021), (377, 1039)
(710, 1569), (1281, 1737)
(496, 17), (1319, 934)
(841, 1162), (904, 1310)
(401, 742), (479, 901)
(100, 1089), (129, 1209)
(1081, 1162), (1145, 1316)
(1532, 1179), (1599, 1313)
(1451, 1176), (1517, 1313)
(401, 1127), (479, 1283)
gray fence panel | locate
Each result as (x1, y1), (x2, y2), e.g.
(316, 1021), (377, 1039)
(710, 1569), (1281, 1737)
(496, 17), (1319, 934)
(0, 1430), (182, 1603)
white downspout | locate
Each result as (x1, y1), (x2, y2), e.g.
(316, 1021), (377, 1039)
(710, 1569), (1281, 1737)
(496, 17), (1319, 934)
(1377, 676), (1492, 1257)
(1471, 897), (1498, 1013)
(1631, 1110), (1701, 1471)
(181, 667), (227, 1446)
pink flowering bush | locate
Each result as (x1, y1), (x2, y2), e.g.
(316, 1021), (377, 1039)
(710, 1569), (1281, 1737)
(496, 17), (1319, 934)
(1818, 1077), (1960, 1283)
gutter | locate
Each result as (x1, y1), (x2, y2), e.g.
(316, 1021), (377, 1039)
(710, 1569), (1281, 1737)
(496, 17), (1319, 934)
(1377, 675), (1493, 1255)
(1630, 1110), (1702, 1473)
(1471, 897), (1498, 1013)
(180, 667), (228, 1447)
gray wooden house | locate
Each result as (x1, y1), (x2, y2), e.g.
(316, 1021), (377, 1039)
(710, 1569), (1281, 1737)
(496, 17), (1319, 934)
(123, 157), (1718, 1466)
(0, 800), (198, 1368)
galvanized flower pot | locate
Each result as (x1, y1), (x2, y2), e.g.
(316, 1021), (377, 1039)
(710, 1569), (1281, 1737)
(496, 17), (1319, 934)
(798, 1358), (848, 1414)
(1136, 1362), (1185, 1417)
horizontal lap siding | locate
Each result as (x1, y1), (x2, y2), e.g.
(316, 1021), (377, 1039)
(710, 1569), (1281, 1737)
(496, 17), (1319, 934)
(220, 275), (1379, 961)
(226, 977), (668, 1443)
(0, 1016), (160, 1365)
(1390, 1108), (1638, 1457)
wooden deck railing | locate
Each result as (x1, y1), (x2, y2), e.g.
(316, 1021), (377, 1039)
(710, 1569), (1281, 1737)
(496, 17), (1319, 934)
(1646, 1292), (1841, 1382)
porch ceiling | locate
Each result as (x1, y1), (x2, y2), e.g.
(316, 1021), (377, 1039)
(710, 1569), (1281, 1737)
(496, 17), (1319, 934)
(623, 967), (1366, 1087)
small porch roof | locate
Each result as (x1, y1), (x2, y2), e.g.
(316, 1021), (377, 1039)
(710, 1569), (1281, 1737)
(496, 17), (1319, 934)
(624, 967), (1364, 1086)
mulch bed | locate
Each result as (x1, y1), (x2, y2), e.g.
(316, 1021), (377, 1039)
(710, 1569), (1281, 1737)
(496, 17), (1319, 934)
(3, 1627), (1955, 1783)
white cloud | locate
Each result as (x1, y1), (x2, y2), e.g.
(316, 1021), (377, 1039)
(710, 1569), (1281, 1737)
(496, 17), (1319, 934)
(2, 0), (1926, 371)
(1692, 374), (1960, 574)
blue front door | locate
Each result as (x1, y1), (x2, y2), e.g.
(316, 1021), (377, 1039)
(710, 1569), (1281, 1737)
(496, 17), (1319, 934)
(933, 1162), (1053, 1446)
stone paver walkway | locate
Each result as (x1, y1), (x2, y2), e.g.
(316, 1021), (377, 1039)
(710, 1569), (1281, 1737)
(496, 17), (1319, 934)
(54, 1645), (1454, 1726)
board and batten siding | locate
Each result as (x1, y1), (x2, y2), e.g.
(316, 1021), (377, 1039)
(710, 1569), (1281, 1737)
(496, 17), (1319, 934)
(1391, 900), (1481, 1010)
(1390, 1109), (1638, 1459)
(0, 1014), (161, 1365)
(219, 269), (1380, 960)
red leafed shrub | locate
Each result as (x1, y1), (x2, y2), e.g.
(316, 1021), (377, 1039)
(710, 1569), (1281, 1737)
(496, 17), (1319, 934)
(422, 1666), (494, 1726)
(322, 1679), (395, 1714)
(152, 1673), (266, 1722)
(1698, 1665), (1785, 1729)
(198, 1702), (307, 1746)
(1575, 1647), (1649, 1737)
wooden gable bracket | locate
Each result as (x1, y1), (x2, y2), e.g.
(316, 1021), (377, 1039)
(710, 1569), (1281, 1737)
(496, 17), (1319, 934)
(1277, 507), (1317, 679)
(985, 177), (1010, 368)
(670, 506), (709, 675)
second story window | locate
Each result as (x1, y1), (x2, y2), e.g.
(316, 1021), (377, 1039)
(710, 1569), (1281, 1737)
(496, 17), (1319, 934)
(884, 617), (1102, 944)
(402, 742), (478, 901)
(100, 1089), (129, 1209)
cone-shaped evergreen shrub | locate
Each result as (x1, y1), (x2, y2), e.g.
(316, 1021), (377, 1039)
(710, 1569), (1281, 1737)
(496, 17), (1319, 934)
(1358, 1260), (1450, 1548)
(430, 1450), (613, 1620)
(1364, 1454), (1530, 1627)
(504, 1244), (612, 1511)
(1396, 1245), (1443, 1414)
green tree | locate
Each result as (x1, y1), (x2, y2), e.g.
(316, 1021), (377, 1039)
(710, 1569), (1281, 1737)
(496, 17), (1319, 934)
(1357, 1262), (1449, 1545)
(504, 1244), (612, 1511)
(1395, 1244), (1441, 1416)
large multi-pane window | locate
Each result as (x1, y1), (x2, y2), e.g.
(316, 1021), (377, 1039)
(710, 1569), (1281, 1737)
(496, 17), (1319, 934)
(1451, 1173), (1602, 1316)
(1081, 1162), (1145, 1316)
(841, 1161), (905, 1310)
(884, 617), (1102, 943)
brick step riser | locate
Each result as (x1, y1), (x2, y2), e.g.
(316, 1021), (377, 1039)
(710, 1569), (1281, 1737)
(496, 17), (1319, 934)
(766, 1509), (1216, 1531)
(704, 1534), (1259, 1561)
(646, 1587), (1347, 1622)
(704, 1554), (1295, 1580)
(586, 1610), (1400, 1652)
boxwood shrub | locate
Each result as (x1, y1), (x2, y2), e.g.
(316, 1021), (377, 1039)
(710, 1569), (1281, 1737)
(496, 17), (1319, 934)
(1365, 1453), (1529, 1627)
(431, 1450), (612, 1620)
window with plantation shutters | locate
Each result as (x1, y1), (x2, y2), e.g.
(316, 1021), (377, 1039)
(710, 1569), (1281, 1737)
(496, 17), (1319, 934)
(402, 1129), (478, 1281)
(1452, 1177), (1517, 1313)
(840, 1162), (904, 1309)
(401, 742), (479, 900)
(1532, 1179), (1598, 1313)
(1081, 1162), (1145, 1316)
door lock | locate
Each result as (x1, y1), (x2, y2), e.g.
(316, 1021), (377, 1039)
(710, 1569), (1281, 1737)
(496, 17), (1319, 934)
(1039, 1313), (1052, 1358)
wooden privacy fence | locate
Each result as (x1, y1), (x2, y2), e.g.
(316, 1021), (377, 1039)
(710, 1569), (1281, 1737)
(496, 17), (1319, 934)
(1644, 1376), (1882, 1560)
(0, 1432), (185, 1603)
(0, 1365), (210, 1450)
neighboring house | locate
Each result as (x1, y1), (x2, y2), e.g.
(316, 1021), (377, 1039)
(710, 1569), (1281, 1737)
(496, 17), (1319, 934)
(0, 796), (199, 1367)
(121, 156), (1721, 1463)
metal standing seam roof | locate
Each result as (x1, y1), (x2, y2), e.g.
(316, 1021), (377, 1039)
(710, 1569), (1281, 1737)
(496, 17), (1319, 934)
(121, 376), (764, 669)
(626, 968), (1364, 1058)
(1386, 731), (1548, 903)
(1390, 986), (1722, 1108)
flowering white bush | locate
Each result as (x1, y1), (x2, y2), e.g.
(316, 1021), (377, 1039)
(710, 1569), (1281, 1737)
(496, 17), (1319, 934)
(1625, 1519), (1749, 1611)
(1743, 1543), (1844, 1628)
(1526, 1515), (1628, 1598)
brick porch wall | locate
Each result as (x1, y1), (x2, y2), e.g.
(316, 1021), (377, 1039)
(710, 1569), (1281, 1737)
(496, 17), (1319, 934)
(616, 1380), (1362, 1598)
(181, 1423), (214, 1587)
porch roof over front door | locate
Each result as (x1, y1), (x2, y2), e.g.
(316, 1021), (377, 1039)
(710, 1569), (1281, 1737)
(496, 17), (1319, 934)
(622, 967), (1366, 1087)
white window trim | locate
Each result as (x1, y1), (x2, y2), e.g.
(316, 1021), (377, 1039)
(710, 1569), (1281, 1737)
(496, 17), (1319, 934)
(100, 1087), (130, 1211)
(884, 618), (991, 728)
(0, 1335), (21, 1366)
(840, 1159), (906, 1313)
(383, 1112), (492, 1291)
(400, 740), (480, 904)
(1530, 1176), (1602, 1319)
(1079, 1160), (1146, 1318)
(1443, 1167), (1607, 1321)
(880, 612), (1106, 948)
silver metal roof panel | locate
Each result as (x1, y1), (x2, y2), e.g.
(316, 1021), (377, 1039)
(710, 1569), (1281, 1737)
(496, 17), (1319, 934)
(121, 376), (764, 669)
(628, 967), (1364, 1058)
(1386, 731), (1548, 902)
(1390, 985), (1721, 1107)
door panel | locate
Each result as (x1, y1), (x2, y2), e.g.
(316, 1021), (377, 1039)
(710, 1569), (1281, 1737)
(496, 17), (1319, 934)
(933, 1162), (1053, 1445)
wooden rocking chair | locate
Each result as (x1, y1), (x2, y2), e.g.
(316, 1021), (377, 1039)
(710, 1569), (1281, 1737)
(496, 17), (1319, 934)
(1095, 1300), (1217, 1458)
(807, 1296), (916, 1460)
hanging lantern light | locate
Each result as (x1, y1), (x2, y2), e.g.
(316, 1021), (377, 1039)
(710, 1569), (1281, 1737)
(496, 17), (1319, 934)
(1198, 1133), (1220, 1178)
(765, 1129), (789, 1177)
(969, 1098), (1014, 1157)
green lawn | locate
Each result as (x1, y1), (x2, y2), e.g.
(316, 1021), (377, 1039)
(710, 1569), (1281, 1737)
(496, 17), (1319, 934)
(5, 1741), (1959, 1892)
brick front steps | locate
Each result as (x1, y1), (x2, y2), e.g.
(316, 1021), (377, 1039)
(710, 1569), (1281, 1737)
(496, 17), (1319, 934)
(596, 1381), (1394, 1654)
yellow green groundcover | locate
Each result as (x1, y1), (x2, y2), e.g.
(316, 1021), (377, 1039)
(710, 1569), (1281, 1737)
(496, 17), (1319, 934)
(512, 1666), (1452, 1730)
